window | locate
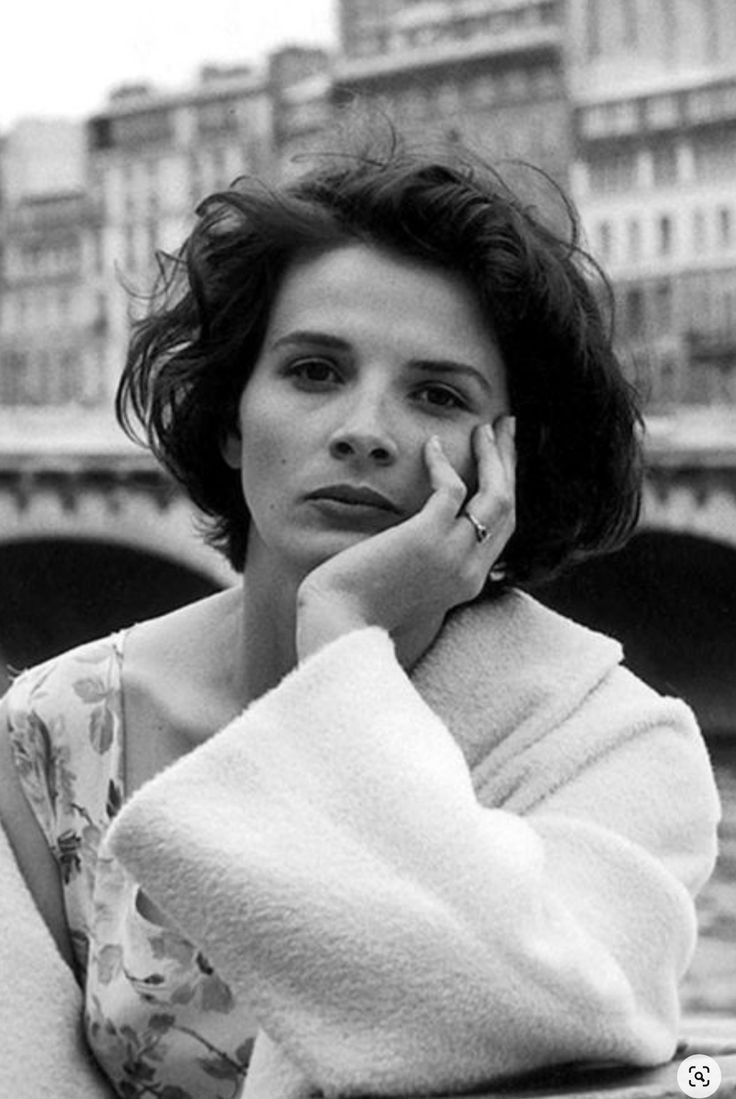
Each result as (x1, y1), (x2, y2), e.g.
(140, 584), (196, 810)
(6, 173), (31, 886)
(588, 149), (637, 192)
(469, 74), (495, 105)
(653, 281), (673, 334)
(539, 1), (558, 25)
(437, 80), (461, 114)
(607, 101), (638, 135)
(685, 275), (713, 332)
(718, 206), (733, 248)
(581, 106), (608, 138)
(693, 209), (707, 252)
(0, 351), (27, 404)
(693, 130), (736, 181)
(657, 214), (674, 255)
(93, 293), (107, 336)
(535, 65), (560, 96)
(645, 94), (679, 129)
(30, 349), (50, 405)
(596, 220), (613, 262)
(400, 88), (427, 120)
(688, 87), (719, 122)
(652, 142), (678, 186)
(60, 351), (78, 403)
(586, 0), (602, 57)
(627, 218), (641, 260)
(505, 70), (530, 101)
(625, 287), (646, 339)
(657, 356), (678, 404)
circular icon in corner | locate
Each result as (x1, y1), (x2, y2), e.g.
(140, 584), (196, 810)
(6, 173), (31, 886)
(677, 1054), (722, 1097)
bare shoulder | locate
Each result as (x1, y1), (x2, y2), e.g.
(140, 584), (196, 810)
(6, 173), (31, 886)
(123, 587), (242, 703)
(126, 588), (240, 665)
(0, 693), (74, 967)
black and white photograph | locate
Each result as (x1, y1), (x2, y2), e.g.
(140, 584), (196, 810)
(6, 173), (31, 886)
(0, 3), (734, 1097)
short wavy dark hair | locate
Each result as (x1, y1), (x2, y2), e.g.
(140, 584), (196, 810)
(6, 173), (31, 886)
(116, 123), (642, 589)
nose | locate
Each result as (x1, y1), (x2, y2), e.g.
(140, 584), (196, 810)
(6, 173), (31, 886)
(328, 388), (399, 466)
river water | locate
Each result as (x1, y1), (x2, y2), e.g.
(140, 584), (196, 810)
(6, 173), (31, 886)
(680, 740), (736, 1018)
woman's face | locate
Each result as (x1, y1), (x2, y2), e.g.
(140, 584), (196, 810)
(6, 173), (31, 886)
(223, 244), (509, 580)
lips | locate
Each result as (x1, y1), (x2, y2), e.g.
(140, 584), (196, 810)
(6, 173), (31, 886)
(306, 484), (401, 513)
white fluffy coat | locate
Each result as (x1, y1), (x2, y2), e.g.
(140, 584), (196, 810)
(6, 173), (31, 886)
(102, 592), (721, 1098)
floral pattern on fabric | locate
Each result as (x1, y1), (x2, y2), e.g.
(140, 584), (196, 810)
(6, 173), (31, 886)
(6, 634), (256, 1099)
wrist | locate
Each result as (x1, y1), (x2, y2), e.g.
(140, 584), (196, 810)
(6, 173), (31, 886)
(296, 583), (371, 661)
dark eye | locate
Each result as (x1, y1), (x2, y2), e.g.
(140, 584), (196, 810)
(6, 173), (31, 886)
(415, 384), (467, 410)
(287, 358), (340, 386)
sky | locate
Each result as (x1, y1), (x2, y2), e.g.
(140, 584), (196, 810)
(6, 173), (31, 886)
(0, 1), (336, 131)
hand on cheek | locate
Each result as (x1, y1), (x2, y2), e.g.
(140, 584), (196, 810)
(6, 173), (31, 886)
(296, 414), (516, 666)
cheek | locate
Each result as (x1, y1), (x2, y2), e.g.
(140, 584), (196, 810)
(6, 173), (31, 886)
(241, 435), (281, 491)
(438, 431), (476, 488)
(238, 416), (279, 498)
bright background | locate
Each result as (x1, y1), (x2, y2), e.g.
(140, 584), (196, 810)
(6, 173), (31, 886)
(0, 1), (335, 130)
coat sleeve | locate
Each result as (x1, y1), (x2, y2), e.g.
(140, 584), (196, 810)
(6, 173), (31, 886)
(104, 627), (720, 1099)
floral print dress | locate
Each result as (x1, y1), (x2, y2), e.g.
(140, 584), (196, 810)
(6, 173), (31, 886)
(6, 632), (257, 1099)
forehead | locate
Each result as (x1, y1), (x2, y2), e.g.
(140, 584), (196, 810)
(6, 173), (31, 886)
(266, 244), (502, 365)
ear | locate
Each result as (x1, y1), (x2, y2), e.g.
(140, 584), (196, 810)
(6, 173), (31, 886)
(221, 428), (242, 470)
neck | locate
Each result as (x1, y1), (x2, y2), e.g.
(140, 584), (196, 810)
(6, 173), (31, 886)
(235, 550), (302, 706)
(232, 540), (447, 705)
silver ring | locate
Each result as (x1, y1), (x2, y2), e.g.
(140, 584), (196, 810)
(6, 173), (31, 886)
(462, 510), (491, 544)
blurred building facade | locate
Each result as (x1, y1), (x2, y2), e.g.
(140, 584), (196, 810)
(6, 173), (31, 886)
(1, 0), (736, 414)
(0, 121), (102, 406)
(333, 0), (570, 183)
(84, 65), (273, 402)
(269, 46), (334, 175)
(569, 0), (736, 409)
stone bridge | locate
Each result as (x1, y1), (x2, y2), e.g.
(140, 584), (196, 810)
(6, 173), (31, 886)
(0, 407), (734, 729)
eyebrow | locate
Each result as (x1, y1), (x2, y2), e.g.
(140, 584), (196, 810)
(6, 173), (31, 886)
(406, 360), (493, 396)
(270, 330), (494, 395)
(270, 330), (350, 353)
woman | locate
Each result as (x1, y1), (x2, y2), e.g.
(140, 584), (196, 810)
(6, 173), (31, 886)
(0, 129), (721, 1099)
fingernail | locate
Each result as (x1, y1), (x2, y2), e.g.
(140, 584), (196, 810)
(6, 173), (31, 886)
(484, 422), (494, 441)
(428, 434), (442, 451)
(508, 415), (516, 439)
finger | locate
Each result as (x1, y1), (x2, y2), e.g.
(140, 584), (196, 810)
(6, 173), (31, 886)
(465, 419), (516, 539)
(423, 436), (467, 518)
(473, 421), (507, 498)
(494, 414), (517, 492)
(469, 420), (515, 512)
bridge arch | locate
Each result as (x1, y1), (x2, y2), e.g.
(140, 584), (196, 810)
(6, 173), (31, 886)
(641, 459), (736, 550)
(0, 537), (223, 691)
(0, 460), (237, 589)
(536, 527), (736, 735)
(2, 453), (735, 732)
